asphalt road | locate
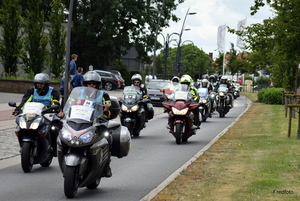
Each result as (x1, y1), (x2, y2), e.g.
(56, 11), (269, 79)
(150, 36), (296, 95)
(0, 91), (249, 200)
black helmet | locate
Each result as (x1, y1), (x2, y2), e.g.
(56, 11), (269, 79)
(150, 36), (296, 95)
(83, 71), (102, 89)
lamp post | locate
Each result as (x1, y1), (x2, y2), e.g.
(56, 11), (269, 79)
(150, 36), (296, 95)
(63, 0), (74, 107)
(160, 33), (180, 79)
(152, 0), (165, 77)
(175, 7), (196, 76)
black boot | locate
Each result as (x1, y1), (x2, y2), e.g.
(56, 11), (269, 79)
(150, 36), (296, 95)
(104, 161), (112, 178)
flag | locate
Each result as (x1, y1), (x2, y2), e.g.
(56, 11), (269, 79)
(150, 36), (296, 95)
(217, 24), (226, 52)
(236, 18), (247, 48)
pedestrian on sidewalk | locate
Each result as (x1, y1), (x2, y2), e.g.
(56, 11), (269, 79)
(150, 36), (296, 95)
(70, 67), (83, 89)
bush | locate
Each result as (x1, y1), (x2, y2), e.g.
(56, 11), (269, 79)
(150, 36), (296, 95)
(257, 87), (283, 104)
(244, 75), (253, 81)
(255, 76), (270, 86)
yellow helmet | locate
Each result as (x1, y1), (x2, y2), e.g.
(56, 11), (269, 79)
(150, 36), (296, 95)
(180, 74), (193, 86)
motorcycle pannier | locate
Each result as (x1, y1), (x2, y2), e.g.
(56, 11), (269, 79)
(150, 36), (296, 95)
(109, 96), (120, 120)
(111, 125), (131, 158)
(147, 103), (154, 120)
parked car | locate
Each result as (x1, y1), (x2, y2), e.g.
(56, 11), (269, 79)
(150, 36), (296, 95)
(93, 70), (120, 91)
(103, 70), (125, 89)
(147, 79), (171, 106)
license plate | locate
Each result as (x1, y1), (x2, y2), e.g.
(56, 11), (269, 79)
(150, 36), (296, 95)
(150, 97), (160, 100)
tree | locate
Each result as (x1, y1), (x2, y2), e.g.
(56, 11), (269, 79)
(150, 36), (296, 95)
(212, 52), (225, 75)
(62, 0), (182, 69)
(156, 44), (211, 79)
(21, 0), (48, 76)
(0, 0), (22, 77)
(48, 0), (67, 78)
(229, 0), (300, 91)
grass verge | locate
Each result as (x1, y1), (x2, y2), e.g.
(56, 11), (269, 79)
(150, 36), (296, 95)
(151, 91), (300, 201)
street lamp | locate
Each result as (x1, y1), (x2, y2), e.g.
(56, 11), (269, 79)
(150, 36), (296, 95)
(63, 0), (74, 107)
(175, 7), (197, 76)
(159, 33), (180, 79)
(152, 0), (166, 77)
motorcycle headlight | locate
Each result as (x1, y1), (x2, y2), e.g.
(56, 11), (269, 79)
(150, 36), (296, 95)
(210, 94), (215, 98)
(79, 131), (95, 143)
(131, 105), (139, 112)
(19, 116), (27, 129)
(29, 116), (42, 130)
(121, 104), (139, 112)
(121, 105), (128, 111)
(172, 107), (188, 115)
(202, 100), (207, 104)
(219, 92), (225, 96)
(235, 88), (239, 91)
(61, 127), (72, 141)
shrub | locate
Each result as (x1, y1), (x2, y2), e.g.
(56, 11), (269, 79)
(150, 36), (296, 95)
(257, 87), (283, 104)
(255, 76), (270, 86)
(244, 75), (253, 81)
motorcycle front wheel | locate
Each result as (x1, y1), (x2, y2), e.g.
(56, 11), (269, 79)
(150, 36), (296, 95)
(219, 104), (225, 118)
(64, 166), (79, 198)
(21, 142), (34, 173)
(175, 124), (183, 145)
(125, 122), (133, 136)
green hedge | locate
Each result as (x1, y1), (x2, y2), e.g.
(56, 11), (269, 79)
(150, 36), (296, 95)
(257, 87), (283, 104)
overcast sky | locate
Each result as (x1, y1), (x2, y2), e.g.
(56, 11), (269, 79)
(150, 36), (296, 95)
(158, 0), (273, 58)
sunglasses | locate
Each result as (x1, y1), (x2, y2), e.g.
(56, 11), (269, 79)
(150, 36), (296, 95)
(134, 81), (140, 83)
(86, 82), (97, 85)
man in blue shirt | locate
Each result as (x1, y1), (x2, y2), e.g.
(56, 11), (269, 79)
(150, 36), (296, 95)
(69, 54), (78, 79)
(70, 67), (83, 89)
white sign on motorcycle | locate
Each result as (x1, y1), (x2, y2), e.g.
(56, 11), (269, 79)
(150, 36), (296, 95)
(70, 105), (94, 121)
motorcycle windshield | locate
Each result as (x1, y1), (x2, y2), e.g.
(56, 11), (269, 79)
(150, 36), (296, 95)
(22, 102), (46, 121)
(121, 86), (142, 103)
(218, 84), (228, 93)
(168, 84), (192, 101)
(198, 88), (208, 99)
(63, 87), (103, 121)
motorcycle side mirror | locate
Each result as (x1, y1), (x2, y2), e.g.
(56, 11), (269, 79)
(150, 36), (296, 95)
(8, 102), (17, 107)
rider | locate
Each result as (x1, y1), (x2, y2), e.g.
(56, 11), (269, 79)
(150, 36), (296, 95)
(208, 75), (217, 90)
(200, 79), (213, 93)
(81, 71), (112, 177)
(12, 73), (63, 156)
(167, 76), (181, 91)
(179, 74), (201, 129)
(130, 74), (150, 122)
(214, 75), (234, 108)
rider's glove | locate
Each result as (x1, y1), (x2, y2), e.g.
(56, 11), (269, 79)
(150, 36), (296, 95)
(143, 95), (149, 99)
(12, 107), (21, 116)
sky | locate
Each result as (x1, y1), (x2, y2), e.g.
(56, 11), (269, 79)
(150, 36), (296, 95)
(158, 0), (274, 59)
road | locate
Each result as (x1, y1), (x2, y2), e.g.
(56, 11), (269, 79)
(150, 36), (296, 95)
(0, 91), (250, 200)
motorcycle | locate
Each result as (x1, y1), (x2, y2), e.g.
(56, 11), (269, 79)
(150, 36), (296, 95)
(8, 102), (60, 173)
(198, 88), (212, 122)
(232, 83), (240, 99)
(209, 91), (217, 113)
(119, 86), (153, 137)
(162, 84), (200, 144)
(57, 87), (131, 198)
(215, 84), (231, 118)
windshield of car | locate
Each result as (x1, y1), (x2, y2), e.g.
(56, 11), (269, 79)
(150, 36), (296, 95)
(147, 81), (170, 90)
